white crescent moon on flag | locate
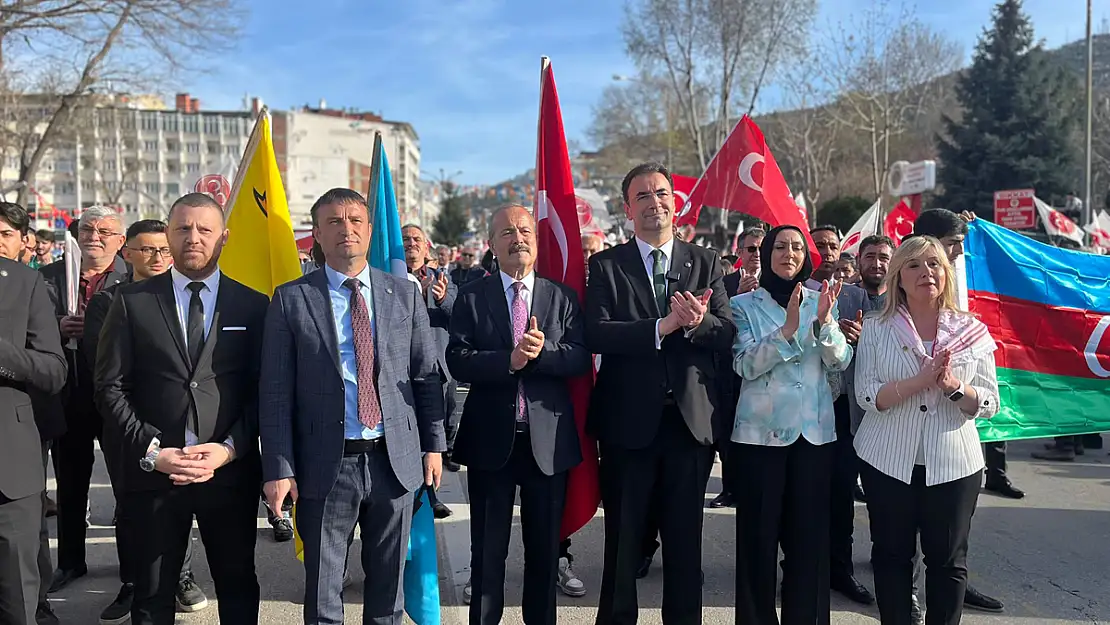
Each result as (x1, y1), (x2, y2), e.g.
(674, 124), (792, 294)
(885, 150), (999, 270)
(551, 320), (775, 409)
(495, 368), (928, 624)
(535, 190), (569, 280)
(674, 190), (691, 217)
(1084, 315), (1110, 378)
(738, 152), (764, 193)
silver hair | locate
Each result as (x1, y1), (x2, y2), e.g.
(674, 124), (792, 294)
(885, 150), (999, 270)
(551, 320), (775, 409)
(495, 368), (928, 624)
(488, 203), (532, 240)
(79, 206), (123, 229)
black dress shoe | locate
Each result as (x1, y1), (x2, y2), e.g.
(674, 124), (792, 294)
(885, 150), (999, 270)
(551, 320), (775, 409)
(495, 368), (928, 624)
(36, 601), (60, 625)
(964, 585), (1004, 612)
(444, 458), (461, 472)
(432, 501), (453, 519)
(48, 565), (87, 593)
(831, 574), (875, 605)
(984, 479), (1025, 499)
(635, 556), (652, 579)
(708, 492), (735, 508)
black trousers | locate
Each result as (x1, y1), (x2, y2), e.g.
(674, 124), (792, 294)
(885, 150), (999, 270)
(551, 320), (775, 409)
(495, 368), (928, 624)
(983, 442), (1006, 483)
(733, 438), (833, 625)
(37, 443), (53, 605)
(469, 431), (567, 625)
(830, 395), (859, 580)
(0, 490), (42, 625)
(125, 472), (260, 625)
(596, 405), (713, 625)
(444, 378), (459, 455)
(52, 406), (102, 571)
(861, 463), (981, 625)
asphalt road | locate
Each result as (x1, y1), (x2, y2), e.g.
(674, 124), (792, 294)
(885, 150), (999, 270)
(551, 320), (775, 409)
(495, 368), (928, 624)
(45, 391), (1110, 624)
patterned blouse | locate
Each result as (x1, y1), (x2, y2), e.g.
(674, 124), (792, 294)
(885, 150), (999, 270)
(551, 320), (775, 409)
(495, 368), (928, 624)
(730, 287), (853, 447)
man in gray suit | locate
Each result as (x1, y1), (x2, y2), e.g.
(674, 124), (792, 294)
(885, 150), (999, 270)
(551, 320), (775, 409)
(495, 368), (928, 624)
(259, 188), (446, 625)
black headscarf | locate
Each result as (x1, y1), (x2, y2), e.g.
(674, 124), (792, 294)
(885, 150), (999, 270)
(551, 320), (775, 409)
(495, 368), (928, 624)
(759, 224), (813, 309)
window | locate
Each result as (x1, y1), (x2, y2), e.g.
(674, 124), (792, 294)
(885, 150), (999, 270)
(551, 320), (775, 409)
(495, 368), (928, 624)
(165, 161), (178, 174)
(145, 182), (160, 195)
(58, 182), (75, 195)
(166, 182), (180, 196)
(98, 110), (114, 127)
(203, 116), (220, 134)
(103, 159), (117, 171)
(207, 142), (220, 155)
(125, 204), (134, 213)
(123, 159), (137, 173)
(140, 112), (158, 131)
(143, 161), (159, 172)
(225, 145), (238, 155)
(80, 158), (92, 170)
(223, 118), (238, 134)
(81, 180), (94, 191)
(162, 116), (178, 133)
(186, 163), (200, 173)
(119, 114), (135, 130)
(166, 140), (178, 152)
(102, 138), (117, 149)
(124, 181), (137, 191)
(186, 142), (199, 153)
(144, 140), (158, 151)
(183, 117), (199, 133)
(123, 139), (136, 150)
(55, 160), (74, 173)
(105, 180), (118, 191)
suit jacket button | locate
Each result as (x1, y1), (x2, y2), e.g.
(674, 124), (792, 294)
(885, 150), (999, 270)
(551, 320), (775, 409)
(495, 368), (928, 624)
(189, 381), (198, 389)
(919, 405), (927, 412)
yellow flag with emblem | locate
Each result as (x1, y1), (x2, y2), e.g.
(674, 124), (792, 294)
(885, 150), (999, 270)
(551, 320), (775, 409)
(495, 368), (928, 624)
(220, 108), (302, 296)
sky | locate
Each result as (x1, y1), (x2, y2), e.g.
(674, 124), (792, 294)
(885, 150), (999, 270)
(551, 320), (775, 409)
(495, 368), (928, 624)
(188, 0), (1097, 186)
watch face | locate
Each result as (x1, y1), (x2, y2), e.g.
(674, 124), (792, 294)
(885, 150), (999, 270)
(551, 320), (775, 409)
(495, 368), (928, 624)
(140, 457), (156, 472)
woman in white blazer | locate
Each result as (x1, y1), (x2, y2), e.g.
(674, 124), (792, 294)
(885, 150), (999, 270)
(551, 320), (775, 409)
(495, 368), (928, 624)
(853, 235), (999, 625)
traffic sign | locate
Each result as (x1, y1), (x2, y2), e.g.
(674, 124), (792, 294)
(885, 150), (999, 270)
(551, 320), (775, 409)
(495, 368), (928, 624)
(994, 189), (1036, 230)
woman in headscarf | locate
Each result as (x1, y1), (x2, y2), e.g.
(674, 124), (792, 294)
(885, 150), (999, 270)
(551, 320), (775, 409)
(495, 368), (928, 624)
(853, 235), (999, 625)
(730, 224), (852, 625)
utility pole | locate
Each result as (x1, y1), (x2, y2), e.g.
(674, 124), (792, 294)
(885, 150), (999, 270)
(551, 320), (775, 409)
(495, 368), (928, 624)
(1084, 0), (1094, 236)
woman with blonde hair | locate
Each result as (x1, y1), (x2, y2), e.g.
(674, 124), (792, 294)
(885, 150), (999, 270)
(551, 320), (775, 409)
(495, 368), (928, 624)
(853, 235), (999, 625)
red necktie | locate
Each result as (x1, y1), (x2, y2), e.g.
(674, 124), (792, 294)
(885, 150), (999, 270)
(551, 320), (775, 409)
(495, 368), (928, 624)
(344, 278), (382, 430)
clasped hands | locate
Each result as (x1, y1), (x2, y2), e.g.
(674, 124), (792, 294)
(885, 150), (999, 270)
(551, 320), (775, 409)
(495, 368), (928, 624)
(154, 443), (234, 486)
(661, 289), (713, 336)
(917, 349), (962, 395)
(510, 316), (545, 371)
(781, 280), (841, 339)
(421, 272), (449, 304)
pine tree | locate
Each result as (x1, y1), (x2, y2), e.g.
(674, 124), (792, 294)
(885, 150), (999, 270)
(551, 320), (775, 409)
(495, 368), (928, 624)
(936, 0), (1081, 217)
(432, 181), (470, 245)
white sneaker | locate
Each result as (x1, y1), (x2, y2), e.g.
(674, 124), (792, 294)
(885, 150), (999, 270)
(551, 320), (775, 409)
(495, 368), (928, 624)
(557, 557), (586, 597)
(463, 577), (472, 604)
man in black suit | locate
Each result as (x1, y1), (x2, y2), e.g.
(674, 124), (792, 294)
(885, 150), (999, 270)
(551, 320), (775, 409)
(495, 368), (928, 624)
(95, 193), (267, 625)
(38, 205), (129, 592)
(0, 205), (68, 625)
(84, 219), (208, 622)
(260, 188), (445, 625)
(448, 204), (590, 625)
(586, 162), (735, 624)
(450, 246), (486, 288)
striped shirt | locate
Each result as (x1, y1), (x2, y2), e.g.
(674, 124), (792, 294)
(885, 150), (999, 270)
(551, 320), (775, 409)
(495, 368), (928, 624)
(853, 314), (999, 486)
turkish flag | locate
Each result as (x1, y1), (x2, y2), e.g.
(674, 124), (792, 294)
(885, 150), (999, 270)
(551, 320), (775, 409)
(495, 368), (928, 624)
(672, 174), (700, 226)
(533, 57), (599, 540)
(883, 199), (916, 245)
(685, 115), (816, 257)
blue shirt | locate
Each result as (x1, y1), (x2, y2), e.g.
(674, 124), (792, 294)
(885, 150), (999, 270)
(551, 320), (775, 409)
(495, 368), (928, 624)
(325, 264), (384, 440)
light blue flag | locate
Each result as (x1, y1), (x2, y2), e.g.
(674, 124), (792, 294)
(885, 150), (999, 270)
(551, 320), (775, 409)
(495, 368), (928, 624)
(366, 135), (440, 623)
(368, 139), (409, 278)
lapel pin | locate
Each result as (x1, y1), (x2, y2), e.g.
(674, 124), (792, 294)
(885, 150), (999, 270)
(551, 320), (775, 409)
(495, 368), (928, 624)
(685, 261), (692, 268)
(386, 288), (393, 294)
(0, 270), (6, 277)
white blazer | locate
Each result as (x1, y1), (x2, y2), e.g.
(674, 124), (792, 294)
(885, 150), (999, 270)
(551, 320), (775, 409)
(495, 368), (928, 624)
(853, 313), (999, 486)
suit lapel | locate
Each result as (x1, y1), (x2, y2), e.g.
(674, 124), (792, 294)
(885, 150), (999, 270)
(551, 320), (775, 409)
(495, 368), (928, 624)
(667, 240), (690, 299)
(530, 277), (552, 331)
(193, 277), (227, 370)
(370, 269), (397, 371)
(619, 241), (657, 316)
(154, 273), (190, 365)
(306, 269), (342, 376)
(484, 275), (513, 347)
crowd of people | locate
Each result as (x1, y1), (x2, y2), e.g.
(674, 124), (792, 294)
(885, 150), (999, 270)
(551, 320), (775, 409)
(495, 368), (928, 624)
(0, 160), (1097, 625)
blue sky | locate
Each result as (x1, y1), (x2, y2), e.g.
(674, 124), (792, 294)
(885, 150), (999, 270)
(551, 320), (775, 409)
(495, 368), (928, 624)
(189, 0), (1093, 185)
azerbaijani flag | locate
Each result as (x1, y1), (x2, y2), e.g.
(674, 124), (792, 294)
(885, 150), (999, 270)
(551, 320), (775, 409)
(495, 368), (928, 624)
(964, 219), (1110, 441)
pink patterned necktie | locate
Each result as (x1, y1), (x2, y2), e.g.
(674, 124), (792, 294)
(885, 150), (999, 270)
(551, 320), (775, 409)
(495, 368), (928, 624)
(344, 278), (382, 430)
(511, 281), (528, 423)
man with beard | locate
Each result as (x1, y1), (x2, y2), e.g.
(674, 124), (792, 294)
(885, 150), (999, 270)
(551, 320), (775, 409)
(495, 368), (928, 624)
(84, 219), (209, 624)
(39, 205), (129, 593)
(587, 162), (735, 624)
(809, 225), (842, 284)
(95, 194), (267, 624)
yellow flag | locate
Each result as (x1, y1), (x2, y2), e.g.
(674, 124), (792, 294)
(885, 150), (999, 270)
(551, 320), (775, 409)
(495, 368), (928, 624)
(220, 109), (302, 296)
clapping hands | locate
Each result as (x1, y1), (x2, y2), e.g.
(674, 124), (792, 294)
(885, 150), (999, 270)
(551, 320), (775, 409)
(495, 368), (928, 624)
(670, 289), (713, 330)
(510, 317), (545, 371)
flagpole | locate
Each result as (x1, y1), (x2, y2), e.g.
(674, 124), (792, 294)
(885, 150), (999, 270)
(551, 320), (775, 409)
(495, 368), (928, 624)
(1084, 0), (1094, 241)
(367, 131), (383, 230)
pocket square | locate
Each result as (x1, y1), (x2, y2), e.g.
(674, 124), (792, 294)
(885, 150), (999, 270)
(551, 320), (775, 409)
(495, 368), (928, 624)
(222, 326), (247, 331)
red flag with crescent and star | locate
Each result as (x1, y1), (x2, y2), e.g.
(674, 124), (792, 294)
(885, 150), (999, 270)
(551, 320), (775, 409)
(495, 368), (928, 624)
(684, 115), (817, 258)
(671, 174), (700, 227)
(884, 199), (916, 245)
(533, 56), (600, 540)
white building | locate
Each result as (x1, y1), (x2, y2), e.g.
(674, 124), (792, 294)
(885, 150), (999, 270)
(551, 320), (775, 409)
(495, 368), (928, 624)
(0, 92), (252, 221)
(272, 104), (421, 228)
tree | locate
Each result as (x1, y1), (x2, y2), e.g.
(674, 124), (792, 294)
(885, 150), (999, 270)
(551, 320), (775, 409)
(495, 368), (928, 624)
(432, 181), (469, 246)
(821, 0), (962, 199)
(818, 195), (873, 233)
(0, 0), (246, 208)
(937, 0), (1081, 216)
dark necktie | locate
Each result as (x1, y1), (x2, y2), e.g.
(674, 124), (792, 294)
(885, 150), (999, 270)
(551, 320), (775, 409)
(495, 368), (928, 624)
(186, 282), (206, 369)
(344, 278), (383, 431)
(650, 249), (667, 315)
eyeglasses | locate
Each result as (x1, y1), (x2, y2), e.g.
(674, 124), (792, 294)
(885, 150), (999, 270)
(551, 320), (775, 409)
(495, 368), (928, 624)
(129, 246), (171, 258)
(743, 246), (759, 253)
(460, 253), (474, 258)
(79, 227), (122, 239)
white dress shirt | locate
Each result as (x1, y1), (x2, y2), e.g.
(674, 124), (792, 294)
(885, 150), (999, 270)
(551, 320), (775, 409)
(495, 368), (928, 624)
(853, 315), (999, 486)
(168, 266), (233, 450)
(634, 236), (675, 350)
(500, 270), (535, 322)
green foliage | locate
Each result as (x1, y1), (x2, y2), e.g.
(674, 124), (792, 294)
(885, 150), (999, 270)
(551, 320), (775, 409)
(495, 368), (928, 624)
(432, 182), (470, 246)
(817, 196), (873, 233)
(936, 0), (1081, 217)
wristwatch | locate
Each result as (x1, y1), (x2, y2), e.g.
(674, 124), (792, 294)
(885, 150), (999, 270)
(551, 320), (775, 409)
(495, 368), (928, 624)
(947, 382), (965, 402)
(140, 441), (161, 472)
